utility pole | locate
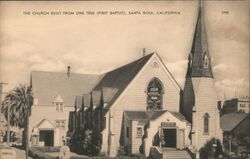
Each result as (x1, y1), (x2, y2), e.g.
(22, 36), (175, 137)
(0, 82), (8, 144)
(0, 82), (8, 110)
(7, 97), (10, 145)
(26, 93), (30, 159)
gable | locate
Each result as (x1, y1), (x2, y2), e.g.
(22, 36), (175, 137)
(110, 53), (181, 112)
(36, 119), (55, 129)
(54, 94), (63, 103)
(93, 53), (154, 112)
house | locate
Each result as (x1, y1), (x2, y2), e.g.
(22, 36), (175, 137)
(220, 113), (250, 136)
(220, 113), (250, 154)
(222, 97), (250, 114)
(29, 69), (102, 147)
(29, 2), (222, 158)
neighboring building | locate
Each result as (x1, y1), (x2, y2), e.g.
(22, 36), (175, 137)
(220, 113), (250, 136)
(222, 97), (250, 114)
(220, 113), (250, 154)
(29, 2), (222, 158)
(29, 69), (102, 147)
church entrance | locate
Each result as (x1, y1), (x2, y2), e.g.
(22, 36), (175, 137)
(162, 128), (176, 148)
(39, 130), (54, 146)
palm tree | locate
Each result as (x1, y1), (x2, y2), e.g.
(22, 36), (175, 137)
(1, 84), (32, 128)
(1, 84), (32, 159)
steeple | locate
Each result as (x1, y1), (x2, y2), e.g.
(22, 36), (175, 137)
(186, 0), (213, 78)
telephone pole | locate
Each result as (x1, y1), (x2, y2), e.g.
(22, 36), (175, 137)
(0, 82), (8, 144)
(0, 82), (8, 110)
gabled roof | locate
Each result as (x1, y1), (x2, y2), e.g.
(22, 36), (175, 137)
(124, 110), (167, 122)
(220, 113), (248, 132)
(186, 3), (213, 78)
(93, 53), (154, 112)
(169, 111), (187, 121)
(124, 110), (189, 125)
(31, 71), (102, 106)
(36, 118), (55, 129)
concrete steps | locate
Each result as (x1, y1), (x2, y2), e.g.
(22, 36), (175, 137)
(162, 148), (192, 159)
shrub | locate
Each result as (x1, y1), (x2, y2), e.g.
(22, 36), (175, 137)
(29, 147), (58, 159)
(199, 138), (224, 159)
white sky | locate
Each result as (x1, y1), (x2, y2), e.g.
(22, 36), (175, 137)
(0, 1), (249, 100)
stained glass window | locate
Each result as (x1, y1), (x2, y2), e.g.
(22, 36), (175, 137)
(147, 78), (163, 110)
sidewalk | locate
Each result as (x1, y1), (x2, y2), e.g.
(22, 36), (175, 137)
(11, 147), (33, 159)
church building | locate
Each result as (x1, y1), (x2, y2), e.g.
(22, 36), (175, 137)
(28, 2), (222, 158)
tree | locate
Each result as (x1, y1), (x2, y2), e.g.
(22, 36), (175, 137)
(1, 84), (32, 159)
(199, 138), (224, 159)
(1, 84), (32, 128)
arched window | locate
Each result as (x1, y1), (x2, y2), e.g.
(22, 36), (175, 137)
(147, 78), (164, 110)
(203, 113), (210, 134)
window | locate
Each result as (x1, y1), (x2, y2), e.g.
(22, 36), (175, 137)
(55, 120), (66, 129)
(126, 127), (130, 138)
(137, 127), (143, 138)
(147, 78), (164, 110)
(203, 113), (210, 134)
(33, 98), (38, 105)
(240, 104), (245, 108)
(203, 52), (209, 68)
(55, 102), (64, 112)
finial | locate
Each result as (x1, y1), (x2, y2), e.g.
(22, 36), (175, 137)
(143, 48), (146, 57)
(67, 66), (71, 77)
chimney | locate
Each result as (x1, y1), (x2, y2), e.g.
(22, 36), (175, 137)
(67, 66), (71, 77)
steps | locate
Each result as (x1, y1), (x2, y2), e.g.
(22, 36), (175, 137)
(162, 148), (192, 159)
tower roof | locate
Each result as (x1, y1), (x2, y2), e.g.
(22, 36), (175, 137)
(187, 1), (213, 78)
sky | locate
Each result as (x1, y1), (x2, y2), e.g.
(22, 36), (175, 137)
(0, 1), (249, 100)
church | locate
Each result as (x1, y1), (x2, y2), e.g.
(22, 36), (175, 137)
(28, 2), (222, 158)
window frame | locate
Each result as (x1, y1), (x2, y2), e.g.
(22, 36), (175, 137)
(55, 120), (66, 129)
(55, 102), (64, 112)
(203, 113), (210, 134)
(136, 127), (143, 138)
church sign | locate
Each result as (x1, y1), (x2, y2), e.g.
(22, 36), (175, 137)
(161, 122), (176, 128)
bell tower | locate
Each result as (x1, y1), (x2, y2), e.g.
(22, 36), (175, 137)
(182, 0), (222, 155)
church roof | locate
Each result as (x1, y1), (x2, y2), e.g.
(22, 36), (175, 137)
(169, 111), (187, 121)
(124, 110), (167, 122)
(220, 113), (248, 132)
(93, 53), (154, 112)
(124, 110), (189, 125)
(186, 3), (213, 78)
(31, 71), (102, 106)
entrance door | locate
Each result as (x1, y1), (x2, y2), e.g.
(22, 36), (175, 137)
(162, 129), (176, 148)
(39, 130), (54, 146)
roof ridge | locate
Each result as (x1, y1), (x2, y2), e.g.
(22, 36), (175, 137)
(104, 53), (154, 74)
(31, 70), (101, 76)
